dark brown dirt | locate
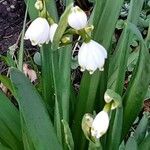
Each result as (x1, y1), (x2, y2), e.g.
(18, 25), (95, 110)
(0, 0), (25, 55)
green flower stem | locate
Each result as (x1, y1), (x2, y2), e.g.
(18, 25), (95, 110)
(78, 29), (91, 43)
(103, 103), (111, 113)
(18, 5), (28, 71)
(39, 0), (47, 18)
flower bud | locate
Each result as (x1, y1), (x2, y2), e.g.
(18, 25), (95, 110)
(61, 36), (71, 44)
(49, 23), (58, 42)
(35, 0), (43, 11)
(104, 89), (122, 110)
(85, 25), (94, 33)
(68, 6), (87, 30)
(82, 114), (94, 141)
(24, 17), (50, 46)
(104, 93), (113, 103)
(91, 111), (109, 139)
(78, 40), (107, 74)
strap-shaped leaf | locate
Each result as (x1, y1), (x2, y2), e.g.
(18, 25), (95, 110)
(125, 136), (138, 150)
(10, 68), (62, 150)
(122, 23), (150, 139)
(62, 120), (74, 150)
(134, 112), (149, 144)
(0, 143), (11, 150)
(0, 91), (23, 150)
(138, 134), (150, 150)
(106, 1), (144, 149)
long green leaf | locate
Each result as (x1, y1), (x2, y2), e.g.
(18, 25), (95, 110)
(125, 136), (138, 150)
(106, 1), (144, 149)
(62, 120), (74, 150)
(0, 143), (11, 150)
(40, 44), (54, 112)
(134, 112), (149, 145)
(0, 91), (23, 150)
(138, 134), (150, 150)
(72, 71), (101, 149)
(58, 45), (71, 121)
(21, 114), (35, 150)
(10, 68), (62, 150)
(122, 24), (150, 139)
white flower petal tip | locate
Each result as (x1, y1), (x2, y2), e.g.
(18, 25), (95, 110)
(89, 70), (94, 75)
(78, 40), (107, 74)
(99, 67), (104, 71)
(49, 23), (58, 42)
(80, 67), (85, 72)
(24, 17), (50, 46)
(91, 111), (109, 139)
(68, 6), (87, 30)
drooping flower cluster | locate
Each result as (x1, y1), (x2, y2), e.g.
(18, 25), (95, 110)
(82, 88), (122, 141)
(24, 3), (107, 74)
(68, 6), (107, 74)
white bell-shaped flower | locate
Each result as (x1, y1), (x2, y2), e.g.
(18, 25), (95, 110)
(78, 40), (107, 74)
(49, 23), (58, 42)
(68, 6), (87, 30)
(91, 111), (109, 139)
(24, 17), (50, 46)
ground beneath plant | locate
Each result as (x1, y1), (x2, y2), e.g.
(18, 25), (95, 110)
(0, 0), (150, 112)
(0, 0), (25, 55)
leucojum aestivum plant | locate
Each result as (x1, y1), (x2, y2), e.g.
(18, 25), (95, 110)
(0, 0), (150, 150)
